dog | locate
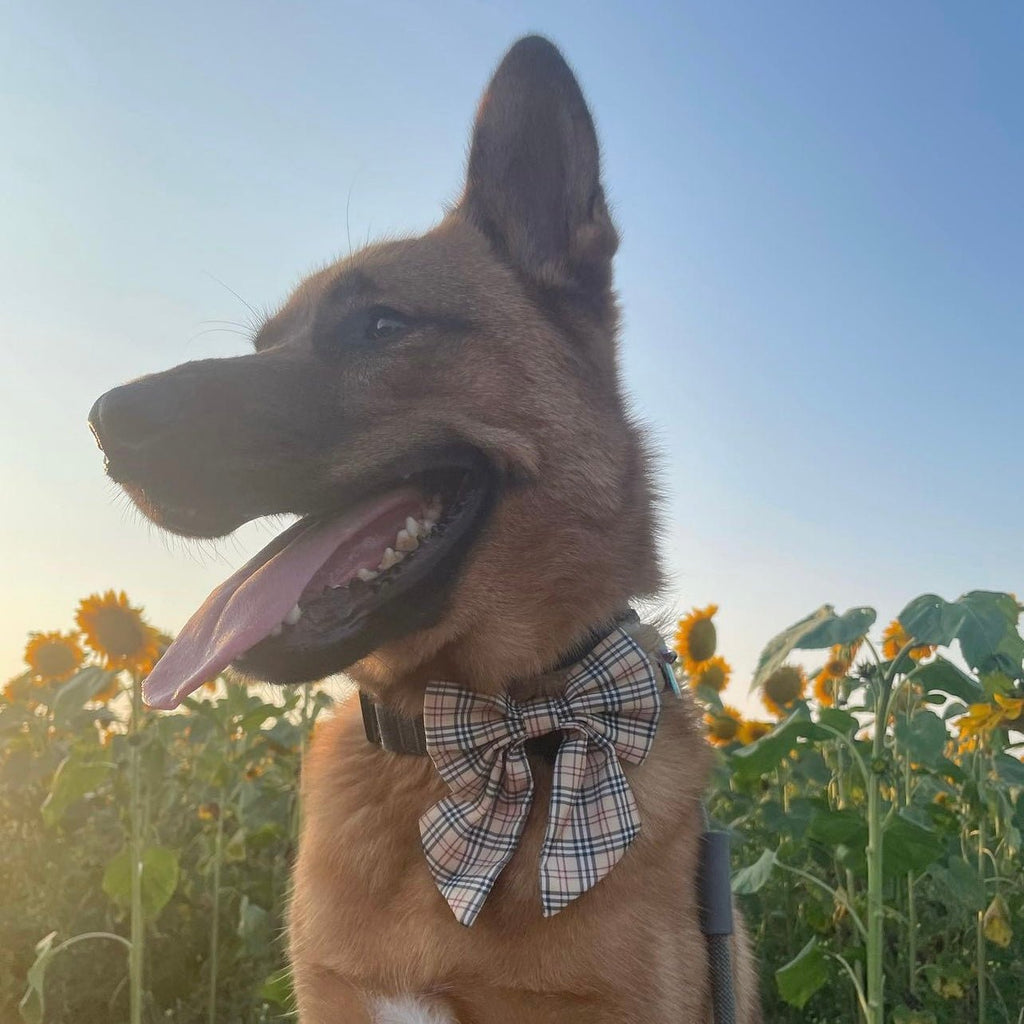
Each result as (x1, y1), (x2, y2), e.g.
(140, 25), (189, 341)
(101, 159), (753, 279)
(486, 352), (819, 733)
(89, 35), (761, 1023)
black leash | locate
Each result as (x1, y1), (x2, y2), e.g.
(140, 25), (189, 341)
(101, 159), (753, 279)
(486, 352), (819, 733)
(699, 801), (737, 1024)
(359, 616), (738, 1024)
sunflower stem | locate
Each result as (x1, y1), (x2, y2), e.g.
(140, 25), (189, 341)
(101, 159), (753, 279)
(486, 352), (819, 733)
(129, 670), (144, 1024)
(865, 654), (895, 1024)
(208, 787), (225, 1024)
(976, 751), (987, 1024)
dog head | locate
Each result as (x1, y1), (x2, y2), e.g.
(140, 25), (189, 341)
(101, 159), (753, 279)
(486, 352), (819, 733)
(89, 36), (661, 709)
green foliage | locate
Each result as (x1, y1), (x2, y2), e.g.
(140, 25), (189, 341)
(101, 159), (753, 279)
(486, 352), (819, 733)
(1, 661), (325, 1023)
(6, 587), (1023, 1023)
(41, 754), (112, 828)
(712, 590), (1024, 1023)
(102, 846), (180, 919)
(776, 937), (830, 1008)
(18, 931), (57, 1024)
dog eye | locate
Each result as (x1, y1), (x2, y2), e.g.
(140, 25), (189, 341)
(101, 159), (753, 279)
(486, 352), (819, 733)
(366, 309), (409, 341)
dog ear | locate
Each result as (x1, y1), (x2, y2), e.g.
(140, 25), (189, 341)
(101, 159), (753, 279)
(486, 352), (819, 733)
(459, 36), (618, 293)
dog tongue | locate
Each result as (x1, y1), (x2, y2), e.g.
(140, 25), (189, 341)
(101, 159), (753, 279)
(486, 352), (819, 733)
(143, 490), (416, 710)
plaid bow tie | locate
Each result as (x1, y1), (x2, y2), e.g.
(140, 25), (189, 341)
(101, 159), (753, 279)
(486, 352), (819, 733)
(419, 628), (661, 926)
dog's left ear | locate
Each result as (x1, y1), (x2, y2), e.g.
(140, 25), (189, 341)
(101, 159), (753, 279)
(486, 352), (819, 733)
(459, 35), (618, 294)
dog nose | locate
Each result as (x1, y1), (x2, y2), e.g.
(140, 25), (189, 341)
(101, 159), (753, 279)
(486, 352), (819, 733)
(89, 383), (164, 454)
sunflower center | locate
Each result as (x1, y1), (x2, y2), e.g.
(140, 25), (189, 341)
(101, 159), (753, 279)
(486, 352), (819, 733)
(711, 714), (739, 741)
(765, 666), (803, 705)
(34, 643), (79, 678)
(699, 663), (726, 692)
(92, 608), (148, 658)
(687, 619), (717, 663)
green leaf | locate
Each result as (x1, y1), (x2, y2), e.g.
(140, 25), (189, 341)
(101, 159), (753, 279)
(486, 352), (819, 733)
(751, 606), (836, 692)
(237, 896), (271, 953)
(19, 931), (57, 1024)
(897, 595), (965, 646)
(893, 710), (948, 767)
(817, 707), (858, 736)
(102, 846), (180, 919)
(994, 752), (1024, 788)
(912, 658), (983, 704)
(225, 827), (247, 862)
(41, 756), (111, 827)
(796, 607), (876, 650)
(980, 670), (1015, 698)
(882, 812), (943, 878)
(762, 797), (815, 840)
(956, 591), (1016, 671)
(263, 718), (301, 752)
(239, 703), (278, 732)
(929, 856), (986, 911)
(730, 709), (828, 781)
(985, 625), (1024, 682)
(934, 756), (966, 784)
(807, 808), (868, 849)
(259, 967), (294, 1008)
(51, 667), (119, 723)
(732, 849), (776, 894)
(775, 936), (829, 1008)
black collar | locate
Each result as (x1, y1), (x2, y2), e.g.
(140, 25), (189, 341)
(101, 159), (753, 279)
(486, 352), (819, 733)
(359, 610), (641, 757)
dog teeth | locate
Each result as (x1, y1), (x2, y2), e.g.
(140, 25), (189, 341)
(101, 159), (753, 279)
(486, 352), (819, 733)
(284, 603), (302, 626)
(378, 547), (402, 571)
(366, 511), (440, 578)
(269, 623), (283, 637)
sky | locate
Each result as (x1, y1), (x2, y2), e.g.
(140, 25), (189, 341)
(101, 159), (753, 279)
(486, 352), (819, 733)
(2, 1), (1021, 714)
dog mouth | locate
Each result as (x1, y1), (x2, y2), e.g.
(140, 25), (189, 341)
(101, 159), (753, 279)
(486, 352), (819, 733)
(142, 447), (494, 709)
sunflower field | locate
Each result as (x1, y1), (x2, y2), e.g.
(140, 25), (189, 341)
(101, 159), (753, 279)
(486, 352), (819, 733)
(3, 590), (1023, 1023)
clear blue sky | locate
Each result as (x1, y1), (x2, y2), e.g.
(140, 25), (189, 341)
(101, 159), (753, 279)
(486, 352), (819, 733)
(2, 1), (1021, 712)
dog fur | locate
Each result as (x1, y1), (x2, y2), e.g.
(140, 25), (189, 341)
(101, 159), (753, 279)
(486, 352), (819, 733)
(91, 34), (761, 1023)
(286, 37), (762, 1024)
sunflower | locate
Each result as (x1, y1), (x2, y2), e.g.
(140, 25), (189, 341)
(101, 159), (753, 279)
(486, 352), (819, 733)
(3, 672), (35, 705)
(138, 632), (175, 677)
(823, 643), (855, 680)
(813, 670), (838, 707)
(704, 705), (743, 746)
(691, 655), (731, 694)
(738, 719), (773, 745)
(75, 591), (161, 673)
(881, 620), (934, 662)
(24, 631), (84, 683)
(674, 604), (718, 674)
(762, 664), (807, 717)
(957, 694), (1024, 746)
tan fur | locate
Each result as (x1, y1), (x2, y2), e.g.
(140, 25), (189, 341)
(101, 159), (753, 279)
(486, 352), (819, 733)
(283, 37), (763, 1024)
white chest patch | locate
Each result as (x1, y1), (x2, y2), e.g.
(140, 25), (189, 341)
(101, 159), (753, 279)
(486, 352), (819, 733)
(370, 995), (456, 1024)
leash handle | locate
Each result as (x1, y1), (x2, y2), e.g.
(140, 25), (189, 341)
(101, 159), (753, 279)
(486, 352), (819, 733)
(698, 804), (738, 1024)
(698, 830), (734, 937)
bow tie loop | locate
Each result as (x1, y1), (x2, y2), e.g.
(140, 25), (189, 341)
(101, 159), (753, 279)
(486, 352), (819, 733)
(515, 695), (570, 740)
(419, 628), (662, 926)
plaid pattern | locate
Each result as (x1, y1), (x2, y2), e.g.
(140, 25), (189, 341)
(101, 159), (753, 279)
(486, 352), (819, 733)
(419, 628), (661, 926)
